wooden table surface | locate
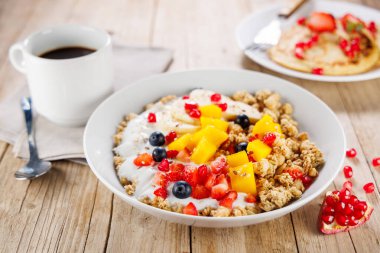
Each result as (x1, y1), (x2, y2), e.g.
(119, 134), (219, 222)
(1, 0), (380, 252)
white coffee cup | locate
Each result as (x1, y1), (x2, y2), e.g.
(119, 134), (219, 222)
(9, 24), (113, 127)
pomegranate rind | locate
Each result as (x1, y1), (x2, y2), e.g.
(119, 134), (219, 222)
(319, 191), (374, 235)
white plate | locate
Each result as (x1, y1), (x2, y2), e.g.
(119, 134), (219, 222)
(83, 69), (346, 227)
(236, 0), (380, 82)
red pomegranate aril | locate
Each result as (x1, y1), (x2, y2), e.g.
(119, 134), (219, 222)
(323, 206), (335, 215)
(363, 182), (375, 194)
(147, 112), (157, 123)
(348, 216), (360, 226)
(311, 67), (323, 75)
(165, 131), (177, 144)
(340, 39), (348, 50)
(346, 148), (357, 158)
(297, 17), (306, 25)
(210, 93), (222, 102)
(372, 157), (380, 167)
(335, 213), (349, 226)
(295, 42), (306, 49)
(166, 150), (179, 159)
(325, 195), (337, 206)
(311, 34), (319, 43)
(301, 175), (313, 188)
(343, 181), (353, 191)
(343, 203), (354, 216)
(349, 195), (359, 206)
(294, 47), (304, 59)
(340, 188), (351, 197)
(322, 215), (335, 225)
(182, 95), (190, 100)
(262, 133), (276, 146)
(343, 166), (353, 178)
(355, 201), (368, 212)
(353, 209), (365, 220)
(368, 21), (377, 33)
(217, 103), (228, 112)
(184, 102), (198, 111)
(335, 202), (346, 213)
(157, 159), (170, 172)
(189, 109), (201, 118)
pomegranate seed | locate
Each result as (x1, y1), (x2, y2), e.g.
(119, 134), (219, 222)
(346, 49), (355, 59)
(325, 195), (337, 206)
(363, 182), (375, 194)
(322, 215), (335, 224)
(354, 201), (368, 212)
(262, 133), (276, 146)
(301, 175), (313, 188)
(157, 159), (169, 172)
(217, 103), (228, 112)
(349, 195), (359, 206)
(335, 213), (349, 226)
(297, 17), (306, 25)
(353, 209), (365, 219)
(343, 166), (353, 178)
(311, 34), (319, 43)
(311, 67), (323, 75)
(166, 150), (179, 159)
(335, 202), (346, 213)
(165, 131), (177, 144)
(147, 112), (156, 123)
(343, 203), (354, 216)
(343, 181), (353, 191)
(294, 47), (304, 59)
(182, 95), (189, 100)
(368, 21), (377, 33)
(340, 188), (351, 196)
(184, 102), (198, 111)
(346, 148), (357, 158)
(210, 93), (221, 102)
(188, 109), (201, 118)
(295, 42), (306, 49)
(339, 39), (348, 50)
(372, 157), (380, 167)
(348, 216), (359, 226)
(322, 206), (335, 215)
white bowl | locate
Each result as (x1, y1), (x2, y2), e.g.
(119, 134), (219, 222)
(84, 69), (346, 227)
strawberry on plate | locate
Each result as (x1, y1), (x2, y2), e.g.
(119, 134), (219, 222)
(307, 12), (336, 33)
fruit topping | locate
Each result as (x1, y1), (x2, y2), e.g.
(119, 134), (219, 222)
(343, 166), (353, 178)
(235, 142), (248, 152)
(172, 181), (192, 199)
(219, 191), (238, 209)
(217, 103), (228, 112)
(188, 108), (201, 118)
(210, 93), (222, 102)
(247, 140), (272, 162)
(184, 102), (198, 111)
(297, 17), (306, 26)
(294, 47), (304, 60)
(245, 193), (257, 203)
(363, 182), (375, 194)
(211, 183), (229, 200)
(252, 115), (282, 137)
(199, 104), (222, 118)
(165, 131), (177, 144)
(210, 156), (228, 175)
(157, 159), (170, 172)
(346, 148), (357, 158)
(262, 132), (276, 146)
(191, 184), (210, 199)
(234, 114), (250, 129)
(154, 187), (168, 199)
(301, 175), (313, 188)
(319, 190), (373, 234)
(367, 21), (377, 34)
(168, 133), (192, 151)
(282, 167), (303, 180)
(307, 12), (336, 33)
(341, 14), (364, 33)
(182, 95), (189, 100)
(153, 171), (168, 187)
(149, 131), (166, 146)
(197, 165), (209, 184)
(152, 147), (167, 162)
(183, 165), (199, 186)
(372, 157), (380, 167)
(183, 202), (198, 216)
(200, 117), (229, 131)
(311, 67), (324, 75)
(166, 150), (179, 159)
(147, 112), (156, 123)
(229, 162), (256, 194)
(134, 153), (154, 166)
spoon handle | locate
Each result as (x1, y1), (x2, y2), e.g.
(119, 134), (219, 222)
(21, 97), (39, 160)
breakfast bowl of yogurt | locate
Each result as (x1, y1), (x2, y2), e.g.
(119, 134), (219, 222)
(83, 69), (346, 227)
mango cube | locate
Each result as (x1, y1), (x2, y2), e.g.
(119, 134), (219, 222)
(247, 139), (272, 161)
(168, 133), (191, 151)
(200, 117), (229, 131)
(228, 163), (256, 194)
(190, 137), (217, 164)
(252, 114), (282, 137)
(189, 125), (228, 147)
(226, 151), (249, 167)
(199, 104), (222, 118)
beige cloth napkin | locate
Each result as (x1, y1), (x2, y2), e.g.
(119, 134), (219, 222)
(0, 43), (173, 162)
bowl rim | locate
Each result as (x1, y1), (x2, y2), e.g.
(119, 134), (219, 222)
(83, 68), (347, 223)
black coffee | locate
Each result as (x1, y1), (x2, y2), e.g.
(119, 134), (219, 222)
(39, 46), (96, 59)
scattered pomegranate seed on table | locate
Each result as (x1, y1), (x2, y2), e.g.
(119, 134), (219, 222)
(346, 148), (357, 158)
(343, 166), (353, 178)
(363, 183), (375, 194)
(372, 157), (380, 167)
(147, 112), (156, 123)
(343, 181), (352, 191)
(210, 93), (221, 102)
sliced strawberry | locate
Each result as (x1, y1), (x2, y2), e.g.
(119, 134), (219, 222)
(219, 191), (238, 209)
(307, 12), (336, 33)
(170, 163), (185, 172)
(210, 156), (228, 174)
(157, 159), (169, 172)
(341, 14), (364, 33)
(245, 193), (257, 203)
(154, 187), (167, 199)
(197, 165), (209, 185)
(211, 183), (229, 200)
(282, 167), (303, 180)
(167, 171), (183, 182)
(166, 150), (179, 159)
(177, 149), (191, 163)
(191, 184), (210, 199)
(133, 153), (154, 166)
(183, 165), (199, 186)
(215, 174), (229, 186)
(183, 202), (198, 216)
(205, 174), (217, 190)
(153, 171), (168, 187)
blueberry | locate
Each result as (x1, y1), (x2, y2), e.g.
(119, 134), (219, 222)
(172, 181), (192, 199)
(152, 147), (167, 162)
(234, 114), (250, 129)
(149, 131), (165, 146)
(235, 142), (248, 152)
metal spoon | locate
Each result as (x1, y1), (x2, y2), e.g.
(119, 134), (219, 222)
(14, 97), (52, 180)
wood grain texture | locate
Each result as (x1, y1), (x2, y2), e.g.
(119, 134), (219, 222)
(0, 0), (380, 252)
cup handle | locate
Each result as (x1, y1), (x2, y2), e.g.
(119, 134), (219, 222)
(9, 43), (27, 73)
